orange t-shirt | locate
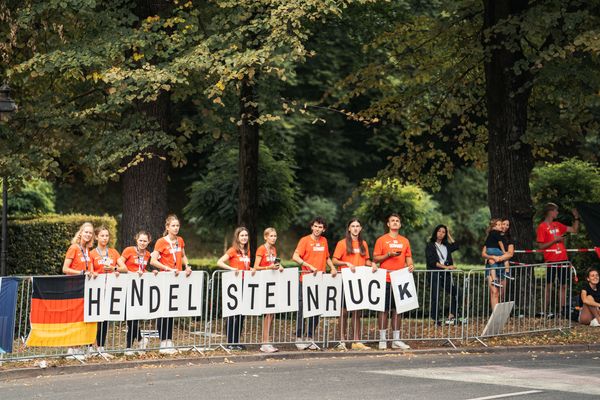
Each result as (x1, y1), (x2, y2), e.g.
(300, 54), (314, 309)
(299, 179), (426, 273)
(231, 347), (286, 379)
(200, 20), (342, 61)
(226, 247), (251, 271)
(255, 244), (277, 268)
(121, 246), (151, 273)
(153, 236), (185, 271)
(65, 244), (92, 273)
(333, 239), (370, 269)
(373, 233), (412, 282)
(295, 235), (329, 277)
(90, 247), (120, 274)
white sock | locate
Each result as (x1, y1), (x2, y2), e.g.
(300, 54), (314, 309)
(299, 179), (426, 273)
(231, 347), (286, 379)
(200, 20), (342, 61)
(393, 330), (400, 340)
(379, 330), (386, 340)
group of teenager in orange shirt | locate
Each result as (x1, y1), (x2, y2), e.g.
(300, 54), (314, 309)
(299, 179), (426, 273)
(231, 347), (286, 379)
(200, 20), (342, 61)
(217, 213), (415, 353)
(63, 212), (414, 356)
(63, 215), (190, 356)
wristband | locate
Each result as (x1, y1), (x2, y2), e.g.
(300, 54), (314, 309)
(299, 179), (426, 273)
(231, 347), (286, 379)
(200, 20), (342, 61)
(80, 270), (85, 276)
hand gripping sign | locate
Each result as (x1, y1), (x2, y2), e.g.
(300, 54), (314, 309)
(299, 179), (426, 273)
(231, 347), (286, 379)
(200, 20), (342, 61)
(301, 272), (343, 318)
(222, 268), (300, 317)
(341, 267), (386, 312)
(84, 271), (204, 322)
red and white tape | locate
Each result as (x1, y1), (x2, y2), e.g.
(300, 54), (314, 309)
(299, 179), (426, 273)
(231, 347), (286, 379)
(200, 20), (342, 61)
(513, 248), (598, 254)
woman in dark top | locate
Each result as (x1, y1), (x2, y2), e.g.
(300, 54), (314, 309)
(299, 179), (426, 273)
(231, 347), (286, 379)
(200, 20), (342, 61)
(579, 268), (600, 326)
(426, 225), (461, 325)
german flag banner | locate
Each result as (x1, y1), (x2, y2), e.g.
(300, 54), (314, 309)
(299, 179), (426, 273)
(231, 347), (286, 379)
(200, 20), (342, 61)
(26, 276), (97, 347)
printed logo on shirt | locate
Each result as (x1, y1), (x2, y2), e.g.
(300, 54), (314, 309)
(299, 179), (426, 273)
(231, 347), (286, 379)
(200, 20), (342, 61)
(352, 248), (361, 254)
(549, 228), (559, 235)
(312, 244), (325, 252)
(239, 256), (251, 263)
(98, 259), (114, 266)
(80, 256), (90, 262)
(389, 243), (403, 249)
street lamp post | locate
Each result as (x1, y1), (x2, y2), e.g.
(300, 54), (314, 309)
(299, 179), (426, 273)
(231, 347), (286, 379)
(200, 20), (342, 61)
(0, 82), (18, 276)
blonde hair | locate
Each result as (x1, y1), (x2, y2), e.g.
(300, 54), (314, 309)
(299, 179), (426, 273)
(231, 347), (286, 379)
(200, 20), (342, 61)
(71, 222), (94, 248)
(263, 227), (276, 240)
(163, 214), (180, 236)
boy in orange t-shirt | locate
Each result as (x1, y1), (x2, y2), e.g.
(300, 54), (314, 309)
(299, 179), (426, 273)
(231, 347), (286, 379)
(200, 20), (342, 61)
(373, 213), (414, 350)
(292, 217), (337, 349)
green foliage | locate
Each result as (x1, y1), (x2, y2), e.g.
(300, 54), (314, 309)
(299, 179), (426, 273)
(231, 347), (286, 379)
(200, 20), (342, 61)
(332, 0), (600, 189)
(531, 159), (600, 217)
(7, 213), (118, 276)
(531, 159), (600, 269)
(353, 178), (442, 232)
(2, 179), (56, 216)
(292, 196), (339, 230)
(184, 144), (298, 236)
(435, 167), (490, 263)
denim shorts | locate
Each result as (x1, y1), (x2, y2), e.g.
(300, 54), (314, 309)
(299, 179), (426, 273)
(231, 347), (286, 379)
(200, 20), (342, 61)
(485, 248), (504, 278)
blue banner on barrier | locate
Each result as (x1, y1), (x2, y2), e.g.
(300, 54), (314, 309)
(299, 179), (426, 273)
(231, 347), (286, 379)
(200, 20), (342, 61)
(0, 277), (20, 354)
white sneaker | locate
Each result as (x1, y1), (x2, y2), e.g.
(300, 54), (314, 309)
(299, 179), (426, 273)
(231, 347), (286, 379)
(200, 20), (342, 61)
(307, 343), (319, 350)
(97, 347), (114, 359)
(260, 344), (278, 353)
(139, 337), (149, 350)
(378, 329), (387, 349)
(336, 342), (348, 351)
(124, 349), (135, 356)
(66, 348), (86, 361)
(392, 340), (411, 350)
(295, 338), (309, 350)
(591, 318), (600, 327)
(159, 340), (178, 355)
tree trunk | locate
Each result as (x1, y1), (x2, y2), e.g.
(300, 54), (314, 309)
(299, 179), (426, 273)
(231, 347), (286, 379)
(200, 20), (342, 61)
(120, 93), (170, 248)
(237, 78), (259, 258)
(119, 1), (173, 249)
(483, 0), (535, 311)
(483, 0), (535, 253)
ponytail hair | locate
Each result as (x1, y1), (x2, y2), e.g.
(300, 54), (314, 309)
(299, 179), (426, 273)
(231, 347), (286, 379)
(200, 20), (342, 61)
(94, 225), (110, 238)
(163, 214), (180, 236)
(135, 230), (152, 243)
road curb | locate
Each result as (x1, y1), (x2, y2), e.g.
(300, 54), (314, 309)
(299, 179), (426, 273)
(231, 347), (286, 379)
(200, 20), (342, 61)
(2, 343), (599, 381)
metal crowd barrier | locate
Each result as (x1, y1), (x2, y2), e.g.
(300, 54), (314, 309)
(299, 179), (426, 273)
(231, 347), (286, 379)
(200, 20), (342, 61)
(0, 262), (577, 362)
(463, 262), (573, 343)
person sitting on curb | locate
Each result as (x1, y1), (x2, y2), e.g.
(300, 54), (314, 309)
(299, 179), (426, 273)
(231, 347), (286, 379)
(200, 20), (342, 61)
(579, 268), (600, 327)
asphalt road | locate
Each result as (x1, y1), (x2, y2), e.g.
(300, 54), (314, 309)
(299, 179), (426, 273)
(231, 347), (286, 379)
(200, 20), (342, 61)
(1, 350), (600, 400)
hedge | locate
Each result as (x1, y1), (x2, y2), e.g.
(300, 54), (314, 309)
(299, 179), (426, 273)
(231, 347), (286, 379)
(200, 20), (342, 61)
(7, 214), (118, 276)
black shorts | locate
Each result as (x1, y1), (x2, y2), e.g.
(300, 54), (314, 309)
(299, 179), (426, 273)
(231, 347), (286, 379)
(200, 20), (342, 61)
(546, 264), (570, 285)
(384, 283), (396, 312)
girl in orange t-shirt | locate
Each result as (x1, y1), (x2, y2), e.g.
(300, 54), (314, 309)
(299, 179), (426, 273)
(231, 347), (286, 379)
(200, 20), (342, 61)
(217, 227), (251, 350)
(252, 227), (284, 354)
(89, 226), (121, 357)
(61, 222), (95, 359)
(117, 230), (153, 354)
(62, 222), (94, 276)
(150, 214), (191, 354)
(332, 218), (376, 350)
